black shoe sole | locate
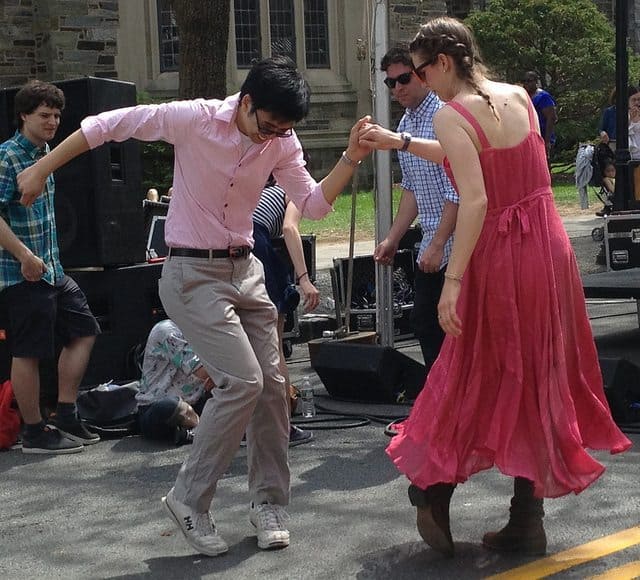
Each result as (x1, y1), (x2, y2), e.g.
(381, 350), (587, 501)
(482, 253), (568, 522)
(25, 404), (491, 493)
(22, 444), (83, 455)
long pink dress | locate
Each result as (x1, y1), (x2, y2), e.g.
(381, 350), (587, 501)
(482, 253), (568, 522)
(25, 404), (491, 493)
(386, 100), (632, 498)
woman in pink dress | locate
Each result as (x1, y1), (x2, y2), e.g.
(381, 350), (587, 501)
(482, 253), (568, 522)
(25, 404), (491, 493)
(359, 16), (631, 558)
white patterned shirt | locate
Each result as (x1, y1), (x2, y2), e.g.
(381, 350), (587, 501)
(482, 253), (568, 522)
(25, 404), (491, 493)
(136, 319), (206, 406)
(397, 92), (459, 267)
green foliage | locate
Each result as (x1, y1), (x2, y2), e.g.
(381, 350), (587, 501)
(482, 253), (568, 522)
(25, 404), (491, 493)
(136, 92), (175, 193)
(465, 0), (627, 156)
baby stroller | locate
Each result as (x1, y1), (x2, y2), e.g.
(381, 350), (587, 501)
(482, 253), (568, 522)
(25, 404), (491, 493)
(591, 142), (616, 216)
(583, 142), (616, 241)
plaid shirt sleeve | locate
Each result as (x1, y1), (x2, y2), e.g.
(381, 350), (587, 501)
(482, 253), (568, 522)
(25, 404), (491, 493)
(0, 153), (17, 207)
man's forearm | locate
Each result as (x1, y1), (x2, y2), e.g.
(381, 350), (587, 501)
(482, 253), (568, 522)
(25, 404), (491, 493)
(0, 216), (33, 262)
(387, 189), (418, 245)
(319, 146), (362, 205)
(37, 130), (90, 176)
(432, 200), (458, 248)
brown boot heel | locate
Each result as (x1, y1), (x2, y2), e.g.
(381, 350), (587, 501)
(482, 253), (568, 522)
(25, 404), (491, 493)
(409, 484), (455, 557)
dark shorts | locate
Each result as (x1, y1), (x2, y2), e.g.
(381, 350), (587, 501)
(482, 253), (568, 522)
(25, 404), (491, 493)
(0, 275), (100, 359)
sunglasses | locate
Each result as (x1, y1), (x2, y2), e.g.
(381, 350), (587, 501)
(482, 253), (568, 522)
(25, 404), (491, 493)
(254, 110), (293, 138)
(383, 72), (414, 89)
(413, 56), (437, 80)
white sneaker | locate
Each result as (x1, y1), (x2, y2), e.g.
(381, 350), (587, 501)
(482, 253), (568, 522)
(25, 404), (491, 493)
(249, 502), (290, 550)
(162, 488), (228, 556)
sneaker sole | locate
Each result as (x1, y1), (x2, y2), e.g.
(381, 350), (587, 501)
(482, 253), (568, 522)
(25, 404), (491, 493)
(256, 536), (290, 550)
(250, 521), (290, 550)
(289, 433), (313, 447)
(22, 444), (83, 455)
(161, 495), (229, 557)
(54, 428), (100, 446)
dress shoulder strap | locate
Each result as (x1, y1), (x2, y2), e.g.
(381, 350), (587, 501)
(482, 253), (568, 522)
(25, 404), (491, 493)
(447, 100), (491, 149)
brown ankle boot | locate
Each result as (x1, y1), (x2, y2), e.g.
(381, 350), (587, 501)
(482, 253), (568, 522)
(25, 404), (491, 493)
(409, 483), (456, 557)
(482, 477), (547, 556)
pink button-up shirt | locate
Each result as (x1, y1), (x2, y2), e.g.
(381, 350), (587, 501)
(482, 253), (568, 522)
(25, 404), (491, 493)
(81, 93), (331, 249)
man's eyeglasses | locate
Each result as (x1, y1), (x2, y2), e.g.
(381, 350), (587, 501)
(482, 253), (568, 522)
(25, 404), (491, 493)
(383, 72), (414, 89)
(254, 110), (293, 138)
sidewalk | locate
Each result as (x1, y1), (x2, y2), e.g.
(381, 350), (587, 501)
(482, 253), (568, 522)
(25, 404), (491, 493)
(314, 214), (602, 271)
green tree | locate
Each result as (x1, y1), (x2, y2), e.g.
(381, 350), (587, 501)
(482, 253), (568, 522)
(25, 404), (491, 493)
(465, 0), (631, 157)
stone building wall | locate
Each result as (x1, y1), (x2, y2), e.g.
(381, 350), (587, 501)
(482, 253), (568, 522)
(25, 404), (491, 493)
(0, 0), (119, 88)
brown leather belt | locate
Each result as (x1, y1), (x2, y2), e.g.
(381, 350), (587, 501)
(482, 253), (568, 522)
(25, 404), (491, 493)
(168, 246), (251, 259)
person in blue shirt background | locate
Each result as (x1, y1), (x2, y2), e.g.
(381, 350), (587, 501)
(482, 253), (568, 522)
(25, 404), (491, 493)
(522, 71), (557, 159)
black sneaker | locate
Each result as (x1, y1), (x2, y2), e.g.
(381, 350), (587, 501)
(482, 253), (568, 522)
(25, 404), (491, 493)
(289, 425), (313, 447)
(174, 427), (195, 446)
(49, 416), (101, 445)
(22, 425), (84, 455)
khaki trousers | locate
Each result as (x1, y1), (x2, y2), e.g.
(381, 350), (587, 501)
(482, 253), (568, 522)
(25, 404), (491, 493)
(159, 254), (290, 513)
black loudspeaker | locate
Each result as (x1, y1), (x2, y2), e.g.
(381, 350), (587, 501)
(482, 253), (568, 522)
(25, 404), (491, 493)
(0, 77), (144, 267)
(311, 342), (426, 403)
(0, 263), (165, 407)
(599, 357), (640, 425)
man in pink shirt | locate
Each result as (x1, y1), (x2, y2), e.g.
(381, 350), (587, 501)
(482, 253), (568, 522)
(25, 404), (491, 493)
(17, 56), (370, 557)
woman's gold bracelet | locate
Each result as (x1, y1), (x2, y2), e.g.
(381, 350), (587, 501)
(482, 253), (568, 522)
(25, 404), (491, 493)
(444, 271), (463, 282)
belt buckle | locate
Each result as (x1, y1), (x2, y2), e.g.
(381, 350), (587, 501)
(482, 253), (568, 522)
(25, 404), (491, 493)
(229, 246), (247, 259)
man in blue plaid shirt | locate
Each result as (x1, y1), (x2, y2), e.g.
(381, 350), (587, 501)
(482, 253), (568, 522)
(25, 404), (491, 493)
(374, 47), (459, 373)
(0, 81), (101, 454)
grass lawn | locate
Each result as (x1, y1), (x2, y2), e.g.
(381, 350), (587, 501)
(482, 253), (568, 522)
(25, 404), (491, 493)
(299, 182), (595, 242)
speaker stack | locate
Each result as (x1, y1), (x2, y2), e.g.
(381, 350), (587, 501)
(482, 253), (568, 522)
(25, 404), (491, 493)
(0, 78), (159, 401)
(0, 77), (145, 268)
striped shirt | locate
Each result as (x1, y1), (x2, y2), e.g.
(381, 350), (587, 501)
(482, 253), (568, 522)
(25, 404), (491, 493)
(0, 131), (64, 291)
(253, 185), (286, 238)
(397, 92), (459, 267)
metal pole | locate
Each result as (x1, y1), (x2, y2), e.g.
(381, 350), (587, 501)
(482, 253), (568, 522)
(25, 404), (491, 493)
(372, 0), (394, 346)
(614, 0), (630, 210)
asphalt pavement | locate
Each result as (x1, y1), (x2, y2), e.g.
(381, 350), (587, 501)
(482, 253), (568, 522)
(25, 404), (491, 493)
(1, 213), (639, 579)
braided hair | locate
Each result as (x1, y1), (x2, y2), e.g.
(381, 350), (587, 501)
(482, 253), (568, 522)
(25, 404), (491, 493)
(409, 17), (497, 119)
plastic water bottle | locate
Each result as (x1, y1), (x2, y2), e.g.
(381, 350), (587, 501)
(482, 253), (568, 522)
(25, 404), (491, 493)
(299, 376), (316, 418)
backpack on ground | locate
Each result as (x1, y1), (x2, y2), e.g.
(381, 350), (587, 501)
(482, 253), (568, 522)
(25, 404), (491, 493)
(76, 381), (140, 438)
(0, 380), (21, 449)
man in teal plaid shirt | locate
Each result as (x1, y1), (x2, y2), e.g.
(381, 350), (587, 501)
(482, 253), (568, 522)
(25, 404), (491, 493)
(0, 80), (100, 454)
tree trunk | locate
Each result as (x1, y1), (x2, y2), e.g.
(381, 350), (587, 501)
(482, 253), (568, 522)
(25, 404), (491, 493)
(174, 0), (230, 99)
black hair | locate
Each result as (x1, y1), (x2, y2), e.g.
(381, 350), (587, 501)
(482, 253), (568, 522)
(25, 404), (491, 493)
(380, 45), (412, 71)
(14, 80), (65, 130)
(240, 56), (310, 123)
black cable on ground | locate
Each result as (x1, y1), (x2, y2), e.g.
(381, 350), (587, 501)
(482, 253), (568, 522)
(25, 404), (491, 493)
(292, 413), (370, 430)
(290, 397), (410, 432)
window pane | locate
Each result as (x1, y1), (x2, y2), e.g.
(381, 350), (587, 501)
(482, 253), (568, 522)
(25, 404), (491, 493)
(157, 0), (179, 72)
(234, 0), (261, 68)
(304, 0), (329, 68)
(269, 0), (296, 63)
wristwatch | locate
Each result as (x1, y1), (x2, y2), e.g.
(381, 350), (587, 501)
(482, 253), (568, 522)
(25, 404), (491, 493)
(400, 132), (412, 151)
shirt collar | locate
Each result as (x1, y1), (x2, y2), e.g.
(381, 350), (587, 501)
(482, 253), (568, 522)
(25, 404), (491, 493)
(406, 91), (440, 118)
(14, 131), (48, 159)
(216, 92), (275, 154)
(215, 92), (241, 124)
